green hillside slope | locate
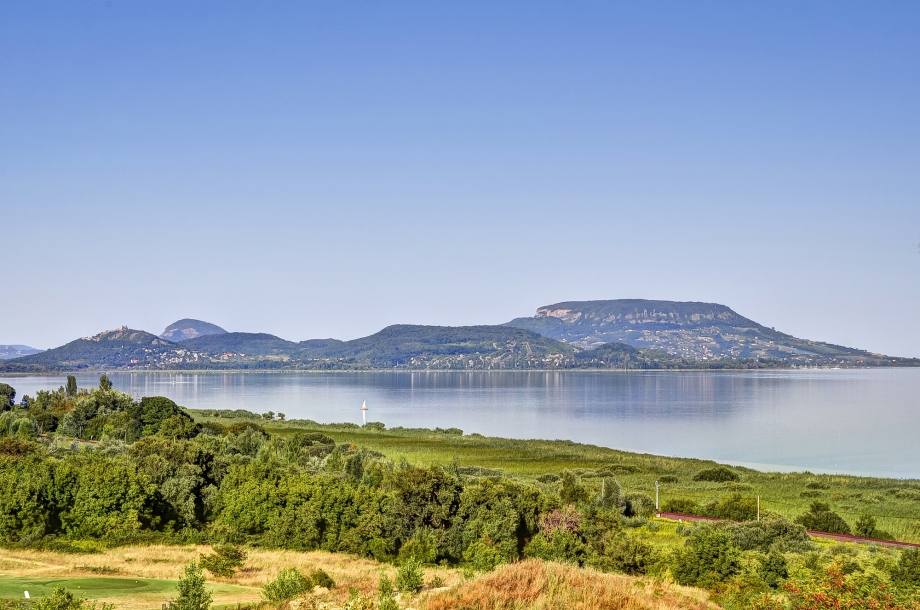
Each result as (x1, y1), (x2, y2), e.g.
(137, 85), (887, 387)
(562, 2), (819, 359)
(4, 327), (178, 371)
(298, 324), (576, 368)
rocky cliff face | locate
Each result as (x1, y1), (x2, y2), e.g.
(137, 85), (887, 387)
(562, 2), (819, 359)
(508, 299), (908, 366)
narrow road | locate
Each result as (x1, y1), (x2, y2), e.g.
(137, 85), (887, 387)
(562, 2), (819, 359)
(655, 512), (920, 549)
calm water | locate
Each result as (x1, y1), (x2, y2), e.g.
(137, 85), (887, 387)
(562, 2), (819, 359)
(3, 369), (919, 479)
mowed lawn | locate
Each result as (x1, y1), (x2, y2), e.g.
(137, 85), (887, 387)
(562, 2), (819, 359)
(0, 575), (258, 609)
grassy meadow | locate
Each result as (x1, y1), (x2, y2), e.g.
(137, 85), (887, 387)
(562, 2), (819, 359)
(201, 413), (920, 543)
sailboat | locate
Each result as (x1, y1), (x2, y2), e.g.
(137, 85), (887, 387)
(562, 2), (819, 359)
(361, 400), (368, 425)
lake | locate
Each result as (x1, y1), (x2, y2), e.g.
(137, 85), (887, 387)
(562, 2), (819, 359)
(3, 368), (918, 479)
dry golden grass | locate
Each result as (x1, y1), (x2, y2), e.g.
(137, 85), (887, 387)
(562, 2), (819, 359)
(419, 560), (716, 610)
(0, 545), (462, 608)
(0, 547), (716, 610)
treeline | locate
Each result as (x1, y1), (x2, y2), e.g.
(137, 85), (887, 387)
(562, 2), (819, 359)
(2, 379), (920, 609)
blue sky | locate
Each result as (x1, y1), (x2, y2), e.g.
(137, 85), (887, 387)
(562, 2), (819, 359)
(2, 1), (919, 356)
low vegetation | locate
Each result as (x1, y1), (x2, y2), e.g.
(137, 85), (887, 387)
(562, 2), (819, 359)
(2, 377), (920, 609)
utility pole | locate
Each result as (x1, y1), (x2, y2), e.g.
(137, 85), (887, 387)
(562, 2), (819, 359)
(655, 480), (660, 512)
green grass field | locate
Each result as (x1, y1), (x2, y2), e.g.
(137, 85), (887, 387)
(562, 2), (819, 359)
(0, 575), (256, 607)
(209, 415), (920, 543)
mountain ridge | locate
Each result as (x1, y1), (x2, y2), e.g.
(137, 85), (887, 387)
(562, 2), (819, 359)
(0, 344), (44, 360)
(505, 299), (902, 366)
(3, 300), (917, 371)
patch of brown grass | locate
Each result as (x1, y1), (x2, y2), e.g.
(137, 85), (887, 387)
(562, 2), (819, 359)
(420, 560), (717, 610)
(0, 545), (463, 607)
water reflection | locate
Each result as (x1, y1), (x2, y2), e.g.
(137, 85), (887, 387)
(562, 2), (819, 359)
(3, 369), (918, 478)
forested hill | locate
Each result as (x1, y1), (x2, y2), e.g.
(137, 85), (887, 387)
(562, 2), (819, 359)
(0, 325), (580, 372)
(160, 318), (228, 342)
(297, 324), (576, 368)
(505, 299), (918, 367)
(4, 301), (917, 371)
(1, 327), (178, 371)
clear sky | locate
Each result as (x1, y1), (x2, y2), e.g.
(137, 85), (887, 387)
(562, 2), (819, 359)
(2, 1), (919, 356)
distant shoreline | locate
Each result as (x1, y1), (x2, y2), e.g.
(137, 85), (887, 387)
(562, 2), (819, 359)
(4, 365), (920, 377)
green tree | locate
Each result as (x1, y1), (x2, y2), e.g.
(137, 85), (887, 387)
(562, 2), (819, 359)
(693, 466), (739, 483)
(559, 470), (589, 504)
(66, 376), (78, 398)
(671, 527), (742, 588)
(57, 453), (155, 538)
(378, 574), (400, 610)
(98, 374), (112, 391)
(0, 383), (15, 410)
(705, 493), (758, 521)
(794, 501), (851, 535)
(169, 561), (211, 610)
(893, 548), (920, 587)
(524, 528), (588, 565)
(262, 567), (311, 604)
(395, 557), (424, 593)
(595, 477), (622, 509)
(852, 513), (870, 537)
(199, 544), (247, 578)
(758, 551), (788, 588)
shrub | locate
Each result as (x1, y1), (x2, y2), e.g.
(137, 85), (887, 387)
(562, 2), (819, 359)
(758, 551), (788, 588)
(539, 505), (581, 535)
(559, 471), (589, 504)
(396, 557), (424, 593)
(169, 561), (212, 610)
(794, 502), (851, 535)
(604, 534), (656, 576)
(428, 575), (445, 588)
(623, 493), (655, 518)
(852, 513), (893, 540)
(463, 540), (506, 572)
(772, 562), (902, 610)
(662, 498), (700, 515)
(524, 528), (588, 566)
(659, 475), (679, 483)
(671, 527), (742, 589)
(199, 544), (247, 578)
(725, 517), (812, 553)
(693, 466), (740, 483)
(595, 477), (622, 509)
(704, 493), (757, 521)
(308, 569), (335, 590)
(378, 574), (400, 610)
(35, 587), (114, 610)
(397, 529), (438, 564)
(262, 567), (312, 604)
(893, 548), (920, 587)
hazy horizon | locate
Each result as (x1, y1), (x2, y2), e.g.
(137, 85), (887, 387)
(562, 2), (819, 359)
(2, 2), (918, 357)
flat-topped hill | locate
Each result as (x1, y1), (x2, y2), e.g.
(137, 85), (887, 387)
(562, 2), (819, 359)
(505, 299), (913, 366)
